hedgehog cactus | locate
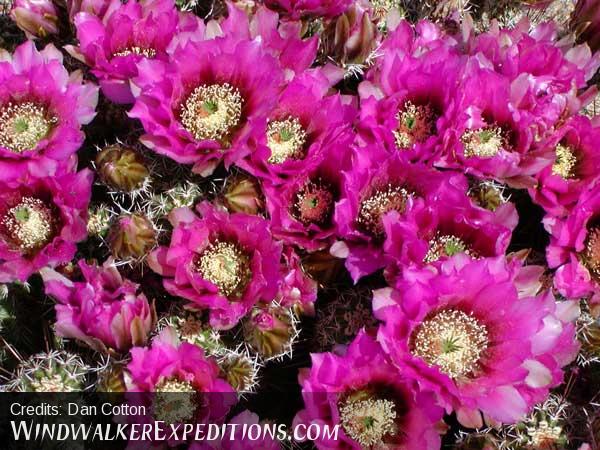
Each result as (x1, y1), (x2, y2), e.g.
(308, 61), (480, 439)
(5, 351), (90, 392)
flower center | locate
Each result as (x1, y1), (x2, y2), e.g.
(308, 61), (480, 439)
(267, 117), (307, 164)
(195, 241), (251, 298)
(154, 377), (197, 424)
(180, 83), (243, 142)
(0, 102), (57, 153)
(112, 46), (157, 58)
(582, 227), (600, 279)
(424, 234), (477, 263)
(393, 101), (436, 150)
(411, 309), (488, 379)
(461, 126), (506, 158)
(1, 197), (56, 253)
(552, 144), (577, 180)
(293, 179), (335, 226)
(357, 185), (410, 238)
(339, 397), (397, 448)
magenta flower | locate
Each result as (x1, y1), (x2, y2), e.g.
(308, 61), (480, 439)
(10, 0), (59, 39)
(377, 19), (459, 60)
(147, 202), (282, 330)
(545, 182), (600, 309)
(129, 33), (284, 176)
(40, 259), (156, 354)
(375, 256), (579, 427)
(383, 182), (517, 271)
(214, 2), (318, 76)
(466, 18), (600, 126)
(357, 44), (463, 164)
(263, 137), (352, 251)
(66, 0), (203, 104)
(66, 0), (111, 21)
(530, 115), (600, 217)
(127, 327), (234, 392)
(238, 68), (356, 185)
(0, 169), (92, 283)
(0, 41), (98, 182)
(321, 1), (381, 69)
(332, 144), (479, 281)
(262, 0), (353, 20)
(438, 65), (550, 187)
(295, 330), (444, 449)
(277, 246), (318, 316)
(125, 327), (235, 433)
(119, 328), (236, 450)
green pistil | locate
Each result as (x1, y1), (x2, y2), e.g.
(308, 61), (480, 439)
(441, 335), (462, 354)
(279, 128), (293, 142)
(203, 101), (218, 114)
(13, 206), (30, 223)
(13, 119), (29, 134)
(444, 239), (466, 257)
(363, 416), (376, 429)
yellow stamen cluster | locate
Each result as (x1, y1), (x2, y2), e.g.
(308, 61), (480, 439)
(357, 185), (410, 238)
(411, 309), (489, 379)
(461, 126), (505, 158)
(2, 197), (55, 253)
(180, 83), (243, 142)
(267, 117), (307, 164)
(552, 144), (577, 180)
(339, 398), (397, 448)
(112, 46), (157, 58)
(195, 241), (251, 298)
(154, 378), (197, 424)
(582, 227), (600, 278)
(424, 234), (477, 263)
(393, 101), (436, 150)
(0, 102), (57, 153)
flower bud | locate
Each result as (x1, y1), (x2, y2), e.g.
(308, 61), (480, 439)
(96, 362), (127, 392)
(243, 305), (298, 360)
(218, 350), (260, 393)
(96, 144), (149, 192)
(571, 0), (600, 52)
(108, 213), (157, 261)
(10, 0), (59, 39)
(321, 2), (378, 69)
(66, 0), (110, 21)
(223, 174), (263, 215)
(468, 181), (509, 212)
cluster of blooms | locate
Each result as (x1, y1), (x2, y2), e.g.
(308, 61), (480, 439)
(2, 0), (600, 448)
